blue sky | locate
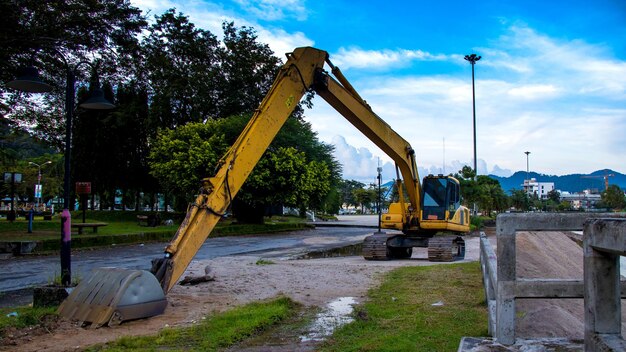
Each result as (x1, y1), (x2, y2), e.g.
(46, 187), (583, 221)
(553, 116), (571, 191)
(132, 0), (626, 183)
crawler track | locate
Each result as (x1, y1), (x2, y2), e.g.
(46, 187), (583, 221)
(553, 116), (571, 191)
(362, 233), (392, 260)
(427, 236), (465, 262)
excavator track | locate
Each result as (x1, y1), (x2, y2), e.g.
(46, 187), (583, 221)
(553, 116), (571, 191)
(427, 236), (465, 262)
(362, 233), (393, 260)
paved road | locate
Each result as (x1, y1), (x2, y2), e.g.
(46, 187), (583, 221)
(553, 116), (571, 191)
(0, 224), (379, 294)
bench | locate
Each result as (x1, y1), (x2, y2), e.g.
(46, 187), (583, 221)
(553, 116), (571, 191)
(137, 214), (160, 227)
(137, 215), (149, 226)
(72, 222), (107, 234)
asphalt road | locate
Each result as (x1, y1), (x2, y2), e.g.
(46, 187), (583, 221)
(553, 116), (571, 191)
(0, 219), (380, 295)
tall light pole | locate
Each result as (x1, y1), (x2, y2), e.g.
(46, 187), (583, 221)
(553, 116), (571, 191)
(28, 160), (52, 208)
(8, 51), (115, 286)
(464, 53), (481, 179)
(524, 151), (531, 194)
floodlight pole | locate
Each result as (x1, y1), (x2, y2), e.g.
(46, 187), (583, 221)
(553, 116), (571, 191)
(524, 151), (531, 193)
(464, 53), (481, 180)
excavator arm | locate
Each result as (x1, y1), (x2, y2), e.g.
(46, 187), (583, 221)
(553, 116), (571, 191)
(59, 46), (468, 327)
(152, 47), (329, 293)
(153, 46), (425, 293)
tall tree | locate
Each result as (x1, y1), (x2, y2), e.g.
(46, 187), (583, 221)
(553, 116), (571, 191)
(600, 185), (626, 210)
(510, 189), (530, 211)
(142, 9), (221, 129)
(1, 0), (146, 127)
(340, 179), (366, 209)
(217, 22), (281, 118)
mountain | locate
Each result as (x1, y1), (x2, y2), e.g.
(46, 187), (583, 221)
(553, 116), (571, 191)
(489, 169), (626, 194)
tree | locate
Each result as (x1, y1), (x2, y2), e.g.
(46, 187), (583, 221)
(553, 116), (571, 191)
(141, 9), (221, 129)
(352, 186), (377, 214)
(473, 175), (508, 216)
(217, 22), (281, 118)
(509, 189), (530, 211)
(455, 165), (479, 208)
(600, 185), (626, 210)
(149, 114), (338, 219)
(1, 0), (147, 133)
(238, 147), (331, 220)
(547, 189), (560, 203)
(340, 180), (366, 209)
(148, 121), (230, 209)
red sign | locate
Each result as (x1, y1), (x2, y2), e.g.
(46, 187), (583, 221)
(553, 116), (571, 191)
(75, 182), (92, 195)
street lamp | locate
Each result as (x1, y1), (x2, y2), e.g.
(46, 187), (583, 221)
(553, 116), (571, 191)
(377, 164), (383, 233)
(28, 160), (52, 208)
(8, 52), (115, 286)
(524, 151), (530, 192)
(464, 53), (481, 178)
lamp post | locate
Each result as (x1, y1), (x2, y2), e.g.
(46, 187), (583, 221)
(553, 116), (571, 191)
(28, 160), (52, 208)
(8, 52), (115, 286)
(377, 164), (382, 233)
(524, 151), (531, 196)
(3, 172), (22, 222)
(464, 53), (481, 178)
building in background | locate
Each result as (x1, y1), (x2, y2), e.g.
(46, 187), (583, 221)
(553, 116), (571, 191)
(522, 178), (555, 200)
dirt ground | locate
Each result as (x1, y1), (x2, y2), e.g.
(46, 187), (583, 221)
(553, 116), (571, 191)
(3, 237), (480, 352)
(4, 229), (621, 351)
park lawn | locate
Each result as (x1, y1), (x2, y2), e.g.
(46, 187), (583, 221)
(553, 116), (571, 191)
(0, 218), (177, 242)
(0, 213), (311, 251)
(321, 262), (488, 352)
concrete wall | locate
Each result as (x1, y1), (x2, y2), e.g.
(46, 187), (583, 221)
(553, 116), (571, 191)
(491, 213), (626, 345)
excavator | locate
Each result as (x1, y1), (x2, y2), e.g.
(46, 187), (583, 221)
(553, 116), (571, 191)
(58, 47), (470, 327)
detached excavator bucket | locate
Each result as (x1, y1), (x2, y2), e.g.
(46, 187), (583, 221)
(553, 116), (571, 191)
(58, 268), (167, 328)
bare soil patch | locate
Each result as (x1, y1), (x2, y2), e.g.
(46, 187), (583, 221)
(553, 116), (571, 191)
(3, 237), (480, 352)
(493, 230), (626, 339)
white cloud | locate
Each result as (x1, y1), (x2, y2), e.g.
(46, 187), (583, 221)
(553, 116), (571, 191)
(481, 24), (626, 99)
(507, 84), (559, 99)
(331, 134), (513, 183)
(307, 23), (626, 177)
(331, 47), (458, 70)
(331, 135), (395, 183)
(255, 28), (313, 58)
(233, 0), (307, 21)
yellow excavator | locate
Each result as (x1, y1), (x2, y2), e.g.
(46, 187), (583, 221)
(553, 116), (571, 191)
(58, 46), (470, 327)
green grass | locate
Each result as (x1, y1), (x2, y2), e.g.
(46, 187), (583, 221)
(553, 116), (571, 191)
(0, 305), (58, 334)
(320, 262), (488, 352)
(0, 213), (310, 252)
(85, 297), (298, 352)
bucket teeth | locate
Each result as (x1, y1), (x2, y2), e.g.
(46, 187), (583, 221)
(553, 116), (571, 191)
(58, 268), (167, 327)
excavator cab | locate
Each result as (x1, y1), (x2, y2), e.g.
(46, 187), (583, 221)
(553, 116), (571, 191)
(421, 175), (461, 221)
(419, 175), (469, 234)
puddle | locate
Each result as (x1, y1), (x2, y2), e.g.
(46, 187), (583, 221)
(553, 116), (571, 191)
(300, 296), (357, 342)
(295, 243), (362, 259)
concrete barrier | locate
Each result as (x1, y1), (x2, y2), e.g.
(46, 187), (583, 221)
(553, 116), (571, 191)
(494, 212), (626, 345)
(583, 218), (626, 351)
(479, 232), (497, 336)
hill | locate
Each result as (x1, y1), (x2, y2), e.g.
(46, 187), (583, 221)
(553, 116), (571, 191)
(489, 169), (626, 193)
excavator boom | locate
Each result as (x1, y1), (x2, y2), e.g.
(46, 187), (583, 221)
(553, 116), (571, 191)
(59, 46), (469, 327)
